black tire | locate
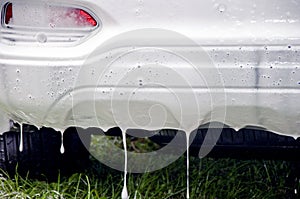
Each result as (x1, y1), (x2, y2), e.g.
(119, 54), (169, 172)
(0, 124), (91, 180)
(62, 127), (91, 176)
(150, 128), (300, 160)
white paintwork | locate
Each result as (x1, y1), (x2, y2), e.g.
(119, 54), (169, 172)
(0, 0), (299, 137)
(0, 110), (10, 134)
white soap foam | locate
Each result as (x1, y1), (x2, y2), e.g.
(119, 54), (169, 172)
(19, 123), (23, 152)
(122, 131), (129, 199)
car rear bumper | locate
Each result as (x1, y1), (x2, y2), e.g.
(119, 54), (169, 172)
(0, 0), (299, 136)
(0, 44), (299, 136)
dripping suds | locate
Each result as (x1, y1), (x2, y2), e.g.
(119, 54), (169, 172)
(186, 133), (190, 199)
(292, 135), (299, 140)
(122, 131), (129, 199)
(60, 131), (65, 154)
(19, 123), (23, 152)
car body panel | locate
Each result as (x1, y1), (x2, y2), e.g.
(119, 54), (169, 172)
(0, 0), (300, 136)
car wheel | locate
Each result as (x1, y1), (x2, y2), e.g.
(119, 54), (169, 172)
(0, 124), (91, 180)
(150, 128), (300, 160)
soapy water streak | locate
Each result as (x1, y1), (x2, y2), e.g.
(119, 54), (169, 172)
(72, 29), (227, 173)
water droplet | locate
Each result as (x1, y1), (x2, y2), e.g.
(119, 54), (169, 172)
(138, 79), (143, 86)
(135, 8), (140, 16)
(122, 186), (129, 199)
(16, 69), (20, 73)
(36, 33), (47, 43)
(218, 4), (227, 13)
(60, 132), (65, 154)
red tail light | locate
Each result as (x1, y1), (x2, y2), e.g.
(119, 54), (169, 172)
(4, 3), (12, 24)
(79, 10), (97, 27)
(1, 2), (99, 45)
(3, 2), (97, 28)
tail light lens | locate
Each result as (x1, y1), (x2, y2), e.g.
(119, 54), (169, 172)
(4, 3), (12, 24)
(3, 2), (97, 28)
(78, 10), (97, 27)
(1, 2), (99, 45)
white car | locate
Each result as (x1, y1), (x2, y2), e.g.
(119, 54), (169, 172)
(0, 0), (300, 177)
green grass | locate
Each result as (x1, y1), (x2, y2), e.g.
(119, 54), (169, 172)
(0, 136), (298, 199)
